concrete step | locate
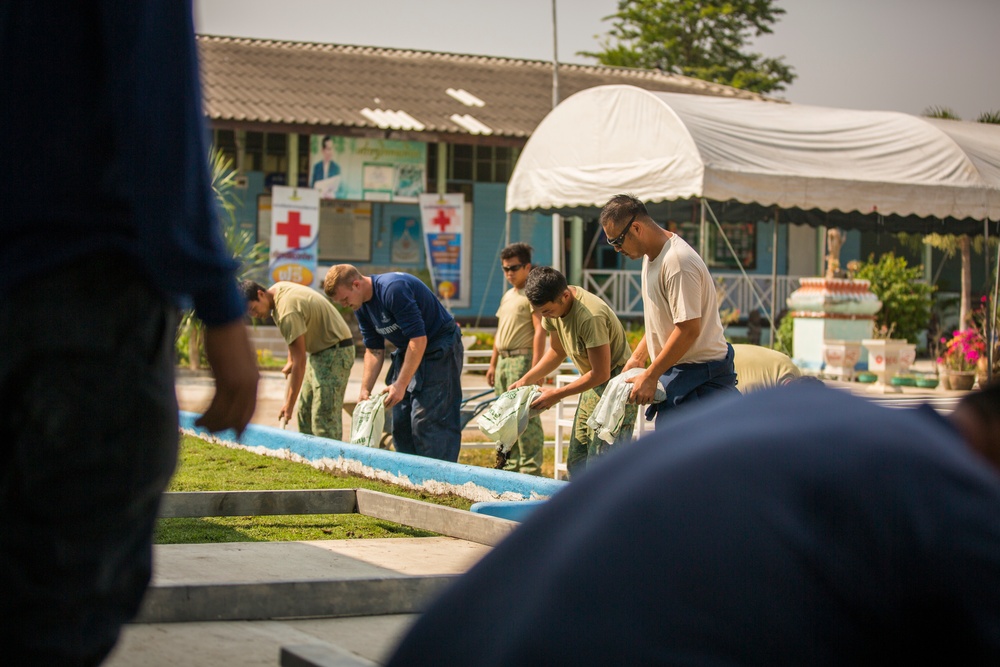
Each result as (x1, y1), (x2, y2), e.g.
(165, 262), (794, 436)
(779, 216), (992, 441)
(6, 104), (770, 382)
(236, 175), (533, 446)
(137, 537), (487, 623)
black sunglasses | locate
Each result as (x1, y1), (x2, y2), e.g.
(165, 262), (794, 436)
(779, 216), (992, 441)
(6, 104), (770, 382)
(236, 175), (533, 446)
(607, 214), (636, 249)
(502, 263), (525, 273)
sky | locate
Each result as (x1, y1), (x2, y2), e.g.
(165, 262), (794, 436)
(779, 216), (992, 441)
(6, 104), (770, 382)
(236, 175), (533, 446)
(195, 0), (999, 121)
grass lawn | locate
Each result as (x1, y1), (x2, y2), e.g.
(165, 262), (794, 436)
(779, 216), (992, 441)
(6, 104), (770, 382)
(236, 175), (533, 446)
(156, 434), (474, 544)
(156, 434), (560, 545)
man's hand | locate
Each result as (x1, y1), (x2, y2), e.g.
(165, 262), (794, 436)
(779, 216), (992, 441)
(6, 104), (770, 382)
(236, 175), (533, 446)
(358, 387), (371, 403)
(278, 403), (293, 426)
(383, 381), (407, 408)
(622, 356), (645, 373)
(508, 377), (526, 391)
(196, 319), (259, 436)
(626, 370), (660, 405)
(486, 364), (496, 387)
(529, 386), (561, 411)
(280, 360), (293, 378)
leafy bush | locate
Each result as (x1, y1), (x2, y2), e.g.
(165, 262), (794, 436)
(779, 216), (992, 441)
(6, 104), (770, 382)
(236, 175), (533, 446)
(774, 312), (794, 357)
(853, 253), (935, 344)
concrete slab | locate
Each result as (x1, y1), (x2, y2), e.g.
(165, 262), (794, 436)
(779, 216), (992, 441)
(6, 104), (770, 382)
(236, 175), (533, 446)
(150, 537), (488, 585)
(137, 537), (488, 623)
(105, 614), (416, 667)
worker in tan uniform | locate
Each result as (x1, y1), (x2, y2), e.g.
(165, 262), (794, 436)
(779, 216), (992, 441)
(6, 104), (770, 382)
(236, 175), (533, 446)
(486, 243), (546, 475)
(242, 280), (354, 439)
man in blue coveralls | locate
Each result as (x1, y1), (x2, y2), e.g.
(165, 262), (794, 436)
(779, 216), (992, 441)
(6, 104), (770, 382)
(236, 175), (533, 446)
(324, 264), (464, 461)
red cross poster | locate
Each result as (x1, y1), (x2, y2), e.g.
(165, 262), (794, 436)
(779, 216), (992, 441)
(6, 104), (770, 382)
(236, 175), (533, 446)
(269, 186), (319, 287)
(419, 193), (469, 307)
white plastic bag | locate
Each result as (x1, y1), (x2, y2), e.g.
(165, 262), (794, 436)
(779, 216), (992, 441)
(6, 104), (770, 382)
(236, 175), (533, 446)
(350, 390), (387, 448)
(477, 385), (542, 455)
(587, 368), (665, 444)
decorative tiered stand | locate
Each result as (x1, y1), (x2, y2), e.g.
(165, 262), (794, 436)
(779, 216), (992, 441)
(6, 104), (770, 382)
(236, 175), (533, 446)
(786, 278), (882, 375)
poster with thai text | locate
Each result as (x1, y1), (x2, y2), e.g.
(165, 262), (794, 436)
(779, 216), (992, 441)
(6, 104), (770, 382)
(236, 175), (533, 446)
(419, 193), (470, 308)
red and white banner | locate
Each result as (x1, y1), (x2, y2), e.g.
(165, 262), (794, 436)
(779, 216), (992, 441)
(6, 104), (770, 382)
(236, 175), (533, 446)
(269, 186), (319, 287)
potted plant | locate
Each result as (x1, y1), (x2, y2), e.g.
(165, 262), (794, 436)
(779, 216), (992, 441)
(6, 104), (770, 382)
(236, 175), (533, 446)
(862, 324), (917, 394)
(937, 329), (987, 391)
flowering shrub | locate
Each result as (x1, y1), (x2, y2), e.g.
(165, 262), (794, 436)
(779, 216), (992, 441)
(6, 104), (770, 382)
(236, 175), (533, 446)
(938, 329), (986, 372)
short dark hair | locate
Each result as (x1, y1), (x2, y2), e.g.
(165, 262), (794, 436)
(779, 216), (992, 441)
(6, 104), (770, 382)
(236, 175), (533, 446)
(524, 266), (567, 306)
(501, 242), (533, 264)
(239, 280), (267, 302)
(321, 135), (333, 149)
(599, 193), (648, 232)
(959, 378), (1000, 427)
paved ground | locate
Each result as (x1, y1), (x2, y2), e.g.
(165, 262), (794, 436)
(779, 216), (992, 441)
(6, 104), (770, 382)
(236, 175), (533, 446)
(175, 357), (967, 442)
(175, 358), (560, 444)
(127, 358), (970, 667)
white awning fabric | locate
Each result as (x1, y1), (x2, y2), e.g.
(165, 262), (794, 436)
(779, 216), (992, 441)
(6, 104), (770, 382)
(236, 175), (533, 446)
(506, 85), (1000, 222)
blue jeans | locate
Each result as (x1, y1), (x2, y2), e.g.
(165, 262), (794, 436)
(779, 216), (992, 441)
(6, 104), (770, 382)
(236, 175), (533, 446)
(646, 343), (740, 430)
(0, 253), (179, 666)
(389, 336), (464, 461)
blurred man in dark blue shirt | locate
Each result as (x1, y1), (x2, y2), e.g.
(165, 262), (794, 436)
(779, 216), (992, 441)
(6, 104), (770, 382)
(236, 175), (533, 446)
(388, 381), (1000, 665)
(0, 2), (259, 664)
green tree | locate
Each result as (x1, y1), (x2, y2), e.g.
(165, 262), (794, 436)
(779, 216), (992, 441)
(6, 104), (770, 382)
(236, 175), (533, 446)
(580, 0), (796, 94)
(854, 253), (935, 345)
(178, 147), (268, 369)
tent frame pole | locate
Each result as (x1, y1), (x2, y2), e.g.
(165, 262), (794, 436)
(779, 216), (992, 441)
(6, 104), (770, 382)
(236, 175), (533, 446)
(771, 208), (779, 346)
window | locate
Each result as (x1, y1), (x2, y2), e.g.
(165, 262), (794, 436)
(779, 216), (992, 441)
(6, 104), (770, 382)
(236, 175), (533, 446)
(451, 144), (473, 181)
(244, 131), (263, 172)
(444, 144), (516, 183)
(213, 129), (237, 168)
(264, 133), (287, 174)
(667, 219), (757, 271)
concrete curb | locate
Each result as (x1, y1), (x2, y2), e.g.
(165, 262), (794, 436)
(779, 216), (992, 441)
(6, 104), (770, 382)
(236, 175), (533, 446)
(179, 411), (566, 503)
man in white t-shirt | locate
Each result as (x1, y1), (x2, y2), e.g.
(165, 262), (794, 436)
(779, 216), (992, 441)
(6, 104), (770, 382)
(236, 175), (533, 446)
(599, 194), (738, 428)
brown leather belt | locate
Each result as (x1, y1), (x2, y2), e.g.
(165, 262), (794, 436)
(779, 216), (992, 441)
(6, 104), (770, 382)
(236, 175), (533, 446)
(498, 347), (532, 358)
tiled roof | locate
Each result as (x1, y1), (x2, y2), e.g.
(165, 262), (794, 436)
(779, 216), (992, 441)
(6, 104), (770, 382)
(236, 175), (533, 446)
(197, 35), (769, 142)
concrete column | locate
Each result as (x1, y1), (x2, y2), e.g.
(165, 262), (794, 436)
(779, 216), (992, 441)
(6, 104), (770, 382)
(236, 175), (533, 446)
(437, 142), (447, 195)
(287, 133), (298, 187)
(569, 216), (583, 285)
(551, 214), (563, 272)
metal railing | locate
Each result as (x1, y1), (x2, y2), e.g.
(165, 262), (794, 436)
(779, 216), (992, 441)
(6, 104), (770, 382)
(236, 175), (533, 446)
(581, 270), (805, 320)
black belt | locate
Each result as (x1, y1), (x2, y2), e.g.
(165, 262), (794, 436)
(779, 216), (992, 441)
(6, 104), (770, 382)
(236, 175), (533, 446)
(335, 338), (354, 348)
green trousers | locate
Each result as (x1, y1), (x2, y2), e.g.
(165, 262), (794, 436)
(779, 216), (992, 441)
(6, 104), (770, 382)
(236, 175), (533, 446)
(567, 370), (637, 478)
(494, 354), (545, 476)
(299, 344), (354, 440)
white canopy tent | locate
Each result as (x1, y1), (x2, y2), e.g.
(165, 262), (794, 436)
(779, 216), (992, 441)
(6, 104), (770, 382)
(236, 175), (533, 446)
(504, 85), (999, 377)
(506, 85), (1000, 233)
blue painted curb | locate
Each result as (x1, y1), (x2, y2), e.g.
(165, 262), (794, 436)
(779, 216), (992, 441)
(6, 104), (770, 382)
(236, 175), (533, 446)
(179, 411), (566, 501)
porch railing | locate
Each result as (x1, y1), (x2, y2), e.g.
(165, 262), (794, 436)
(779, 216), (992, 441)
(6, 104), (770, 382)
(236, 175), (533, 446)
(581, 270), (805, 321)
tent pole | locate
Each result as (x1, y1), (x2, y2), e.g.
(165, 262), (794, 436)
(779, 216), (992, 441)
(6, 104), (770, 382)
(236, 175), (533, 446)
(703, 201), (771, 326)
(699, 199), (708, 259)
(771, 208), (779, 347)
(990, 219), (997, 384)
(504, 212), (511, 246)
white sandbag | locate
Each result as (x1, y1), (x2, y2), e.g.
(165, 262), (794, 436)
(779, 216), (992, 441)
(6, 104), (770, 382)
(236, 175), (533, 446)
(351, 390), (387, 448)
(587, 368), (665, 444)
(477, 385), (542, 454)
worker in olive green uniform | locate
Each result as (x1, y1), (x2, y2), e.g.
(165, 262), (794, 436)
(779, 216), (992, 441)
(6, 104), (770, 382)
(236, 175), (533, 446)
(242, 280), (354, 439)
(510, 267), (637, 478)
(486, 243), (546, 475)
